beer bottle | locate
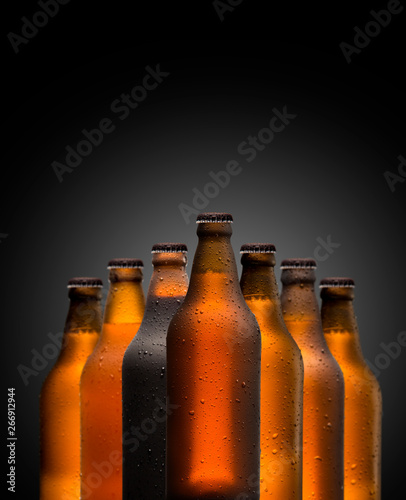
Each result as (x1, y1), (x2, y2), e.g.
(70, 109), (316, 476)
(280, 259), (344, 500)
(122, 243), (188, 500)
(166, 213), (261, 500)
(320, 278), (382, 500)
(40, 277), (103, 500)
(240, 244), (303, 499)
(80, 259), (145, 500)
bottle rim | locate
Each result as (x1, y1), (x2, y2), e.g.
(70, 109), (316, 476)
(240, 243), (276, 254)
(151, 243), (188, 253)
(280, 258), (317, 269)
(196, 212), (233, 223)
(107, 258), (144, 269)
(319, 277), (355, 288)
(67, 277), (103, 288)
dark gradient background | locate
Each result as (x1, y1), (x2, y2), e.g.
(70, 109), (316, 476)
(2, 1), (405, 498)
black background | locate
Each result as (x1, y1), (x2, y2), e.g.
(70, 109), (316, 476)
(2, 1), (405, 498)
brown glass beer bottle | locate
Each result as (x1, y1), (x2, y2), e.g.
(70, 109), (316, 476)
(280, 259), (344, 500)
(320, 278), (382, 500)
(40, 277), (103, 500)
(80, 259), (145, 500)
(166, 213), (261, 500)
(240, 244), (303, 499)
(122, 243), (188, 500)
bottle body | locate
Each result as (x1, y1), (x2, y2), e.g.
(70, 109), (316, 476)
(320, 280), (382, 500)
(80, 261), (145, 500)
(240, 247), (303, 499)
(166, 214), (261, 500)
(40, 279), (102, 500)
(280, 261), (344, 500)
(122, 245), (188, 500)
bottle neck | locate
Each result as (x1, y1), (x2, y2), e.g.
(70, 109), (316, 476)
(64, 287), (103, 333)
(145, 252), (188, 307)
(188, 224), (241, 298)
(240, 253), (279, 298)
(280, 268), (320, 323)
(320, 288), (358, 333)
(240, 253), (287, 332)
(320, 287), (364, 361)
(103, 268), (145, 324)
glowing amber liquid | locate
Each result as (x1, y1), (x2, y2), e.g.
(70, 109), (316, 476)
(284, 319), (344, 500)
(81, 270), (145, 500)
(167, 268), (261, 499)
(244, 295), (303, 499)
(186, 295), (235, 488)
(324, 329), (382, 500)
(281, 271), (344, 500)
(40, 330), (99, 500)
(80, 323), (141, 500)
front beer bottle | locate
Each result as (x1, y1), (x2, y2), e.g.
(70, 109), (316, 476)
(122, 243), (188, 500)
(240, 244), (303, 499)
(320, 278), (382, 500)
(280, 259), (344, 500)
(167, 213), (261, 500)
(40, 277), (103, 500)
(80, 259), (145, 500)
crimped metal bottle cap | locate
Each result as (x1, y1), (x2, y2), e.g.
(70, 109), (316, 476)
(67, 277), (103, 288)
(320, 277), (355, 288)
(280, 258), (317, 269)
(240, 243), (276, 254)
(107, 258), (144, 269)
(196, 212), (233, 223)
(151, 243), (188, 253)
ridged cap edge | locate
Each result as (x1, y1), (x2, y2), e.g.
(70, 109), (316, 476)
(152, 243), (188, 253)
(196, 212), (233, 223)
(107, 258), (144, 269)
(67, 277), (103, 288)
(280, 258), (317, 269)
(240, 243), (276, 253)
(320, 277), (355, 288)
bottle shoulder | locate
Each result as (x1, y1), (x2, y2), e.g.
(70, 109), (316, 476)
(341, 359), (382, 387)
(168, 299), (259, 334)
(40, 358), (84, 395)
(300, 346), (344, 381)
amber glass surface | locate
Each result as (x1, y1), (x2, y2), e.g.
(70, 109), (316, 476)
(80, 265), (145, 500)
(281, 262), (344, 500)
(240, 249), (303, 499)
(40, 282), (102, 500)
(166, 215), (261, 499)
(320, 282), (382, 500)
(122, 247), (188, 500)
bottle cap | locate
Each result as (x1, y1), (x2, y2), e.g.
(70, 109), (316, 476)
(107, 258), (144, 269)
(152, 243), (188, 253)
(320, 277), (355, 288)
(196, 212), (233, 223)
(240, 243), (276, 253)
(67, 277), (103, 288)
(280, 258), (317, 269)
